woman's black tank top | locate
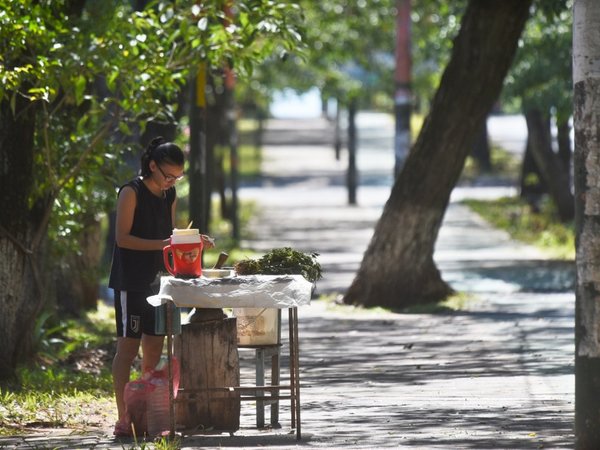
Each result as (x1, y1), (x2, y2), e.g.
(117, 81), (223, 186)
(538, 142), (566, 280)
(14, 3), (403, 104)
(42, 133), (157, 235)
(108, 178), (175, 291)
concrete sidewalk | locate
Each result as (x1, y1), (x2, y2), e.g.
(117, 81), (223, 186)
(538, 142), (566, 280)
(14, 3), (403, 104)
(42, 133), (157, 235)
(0, 113), (574, 449)
(228, 113), (574, 449)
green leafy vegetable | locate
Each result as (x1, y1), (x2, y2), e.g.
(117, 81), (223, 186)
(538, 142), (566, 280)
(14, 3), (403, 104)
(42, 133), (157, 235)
(234, 247), (322, 283)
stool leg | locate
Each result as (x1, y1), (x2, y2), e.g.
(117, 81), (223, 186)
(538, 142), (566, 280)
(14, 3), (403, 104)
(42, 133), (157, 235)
(256, 349), (265, 428)
(271, 349), (280, 426)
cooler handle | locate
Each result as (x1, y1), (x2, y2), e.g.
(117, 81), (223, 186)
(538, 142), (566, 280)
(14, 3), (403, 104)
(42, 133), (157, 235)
(162, 246), (176, 276)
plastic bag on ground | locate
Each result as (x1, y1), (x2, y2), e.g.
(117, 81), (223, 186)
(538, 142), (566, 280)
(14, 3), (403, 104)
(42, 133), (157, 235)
(123, 379), (152, 437)
(145, 357), (180, 437)
(123, 356), (180, 437)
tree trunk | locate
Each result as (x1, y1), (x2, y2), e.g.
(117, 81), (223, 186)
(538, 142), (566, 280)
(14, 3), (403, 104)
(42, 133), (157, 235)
(573, 2), (600, 447)
(205, 76), (228, 230)
(557, 118), (572, 179)
(141, 120), (177, 147)
(225, 86), (240, 242)
(334, 100), (342, 161)
(189, 71), (209, 234)
(0, 97), (48, 380)
(344, 0), (532, 308)
(254, 105), (265, 160)
(471, 120), (491, 173)
(524, 108), (574, 222)
(216, 153), (229, 220)
(519, 138), (546, 211)
(347, 99), (358, 205)
(55, 215), (103, 314)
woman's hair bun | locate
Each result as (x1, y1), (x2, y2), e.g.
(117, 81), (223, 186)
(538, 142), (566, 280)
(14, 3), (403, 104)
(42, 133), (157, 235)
(139, 136), (185, 178)
(147, 136), (166, 155)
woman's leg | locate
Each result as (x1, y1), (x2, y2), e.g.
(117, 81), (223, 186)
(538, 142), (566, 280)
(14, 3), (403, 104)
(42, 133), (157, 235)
(141, 334), (165, 373)
(112, 336), (141, 422)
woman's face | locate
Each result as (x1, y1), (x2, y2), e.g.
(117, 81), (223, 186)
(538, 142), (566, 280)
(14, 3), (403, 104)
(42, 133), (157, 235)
(150, 161), (185, 190)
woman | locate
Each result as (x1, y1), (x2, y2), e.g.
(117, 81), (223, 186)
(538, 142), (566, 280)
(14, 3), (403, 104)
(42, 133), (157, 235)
(108, 137), (210, 436)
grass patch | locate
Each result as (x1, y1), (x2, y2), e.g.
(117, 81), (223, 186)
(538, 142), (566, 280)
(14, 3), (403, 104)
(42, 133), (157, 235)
(461, 144), (521, 182)
(318, 294), (393, 316)
(399, 292), (477, 314)
(319, 291), (477, 315)
(463, 196), (575, 259)
(0, 303), (116, 435)
(0, 389), (114, 434)
(0, 304), (180, 447)
(217, 143), (262, 182)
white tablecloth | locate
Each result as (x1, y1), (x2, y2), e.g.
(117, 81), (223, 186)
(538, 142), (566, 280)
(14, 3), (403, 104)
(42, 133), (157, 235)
(147, 275), (313, 309)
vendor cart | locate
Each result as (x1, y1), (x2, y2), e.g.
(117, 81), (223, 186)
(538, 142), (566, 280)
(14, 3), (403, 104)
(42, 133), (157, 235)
(148, 274), (312, 440)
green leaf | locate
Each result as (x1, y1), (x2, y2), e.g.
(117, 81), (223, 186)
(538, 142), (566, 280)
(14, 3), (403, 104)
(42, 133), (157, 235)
(118, 121), (131, 136)
(74, 75), (86, 106)
(106, 70), (119, 92)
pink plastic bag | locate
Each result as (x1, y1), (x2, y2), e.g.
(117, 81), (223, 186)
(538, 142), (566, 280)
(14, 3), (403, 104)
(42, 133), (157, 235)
(148, 356), (180, 397)
(123, 357), (180, 437)
(145, 357), (180, 437)
(124, 379), (153, 436)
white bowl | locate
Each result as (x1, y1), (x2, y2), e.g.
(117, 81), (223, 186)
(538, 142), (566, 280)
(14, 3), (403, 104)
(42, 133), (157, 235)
(202, 268), (234, 279)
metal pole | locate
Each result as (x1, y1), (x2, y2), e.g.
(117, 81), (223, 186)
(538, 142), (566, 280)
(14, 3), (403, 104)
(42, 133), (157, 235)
(166, 301), (175, 438)
(292, 307), (301, 440)
(288, 308), (296, 430)
(394, 0), (412, 177)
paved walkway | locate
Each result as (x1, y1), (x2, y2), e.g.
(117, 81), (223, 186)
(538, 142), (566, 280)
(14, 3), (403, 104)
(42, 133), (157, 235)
(0, 113), (574, 449)
(230, 113), (574, 449)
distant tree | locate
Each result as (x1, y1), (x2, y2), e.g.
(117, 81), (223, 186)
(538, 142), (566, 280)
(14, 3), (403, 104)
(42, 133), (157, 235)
(344, 0), (532, 308)
(237, 1), (478, 205)
(501, 3), (573, 221)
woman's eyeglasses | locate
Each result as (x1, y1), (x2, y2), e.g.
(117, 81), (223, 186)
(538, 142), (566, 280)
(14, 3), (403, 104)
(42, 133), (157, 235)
(157, 165), (184, 182)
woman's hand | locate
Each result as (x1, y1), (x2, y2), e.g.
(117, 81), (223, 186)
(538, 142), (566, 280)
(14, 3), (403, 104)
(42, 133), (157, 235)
(201, 234), (215, 249)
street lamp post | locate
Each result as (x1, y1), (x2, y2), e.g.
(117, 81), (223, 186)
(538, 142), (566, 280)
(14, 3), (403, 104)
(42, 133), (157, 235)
(394, 0), (411, 177)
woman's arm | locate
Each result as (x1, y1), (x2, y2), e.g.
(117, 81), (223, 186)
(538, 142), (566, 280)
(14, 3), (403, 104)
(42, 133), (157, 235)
(115, 186), (168, 251)
(171, 196), (177, 229)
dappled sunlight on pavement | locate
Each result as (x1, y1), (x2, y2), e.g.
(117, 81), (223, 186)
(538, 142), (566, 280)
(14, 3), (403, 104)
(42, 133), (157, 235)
(234, 113), (574, 448)
(0, 114), (574, 449)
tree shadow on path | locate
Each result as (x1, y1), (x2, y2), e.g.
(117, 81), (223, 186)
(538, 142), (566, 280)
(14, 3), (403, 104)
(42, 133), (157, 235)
(287, 292), (574, 449)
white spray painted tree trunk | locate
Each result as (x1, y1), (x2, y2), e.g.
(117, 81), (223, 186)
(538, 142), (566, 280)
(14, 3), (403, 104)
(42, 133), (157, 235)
(573, 1), (600, 447)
